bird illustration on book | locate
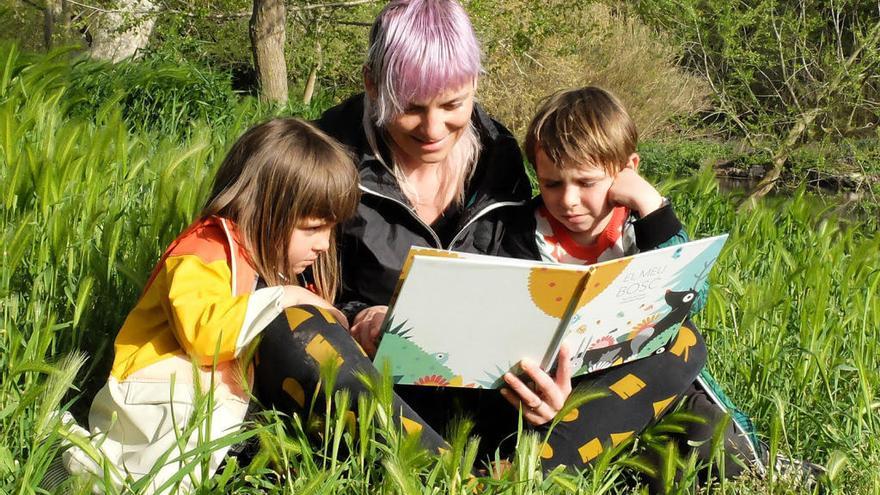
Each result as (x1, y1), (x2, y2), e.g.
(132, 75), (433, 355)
(376, 317), (458, 385)
(629, 258), (715, 357)
(577, 287), (698, 372)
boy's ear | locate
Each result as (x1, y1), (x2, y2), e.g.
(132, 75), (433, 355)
(624, 153), (640, 172)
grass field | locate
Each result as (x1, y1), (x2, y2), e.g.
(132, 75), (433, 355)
(1, 45), (878, 494)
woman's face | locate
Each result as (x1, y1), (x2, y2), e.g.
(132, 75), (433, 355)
(384, 81), (475, 168)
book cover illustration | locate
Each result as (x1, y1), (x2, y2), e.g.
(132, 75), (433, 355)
(563, 235), (727, 376)
(373, 235), (727, 388)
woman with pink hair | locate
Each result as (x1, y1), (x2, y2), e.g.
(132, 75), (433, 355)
(256, 0), (542, 465)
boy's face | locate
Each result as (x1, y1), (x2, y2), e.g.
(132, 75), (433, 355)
(535, 148), (621, 241)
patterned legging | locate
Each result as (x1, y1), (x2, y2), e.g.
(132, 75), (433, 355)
(253, 305), (707, 471)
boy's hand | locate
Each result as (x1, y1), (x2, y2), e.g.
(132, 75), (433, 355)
(607, 168), (664, 217)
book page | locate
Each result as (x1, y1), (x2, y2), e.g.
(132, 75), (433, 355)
(374, 255), (588, 388)
(559, 235), (728, 376)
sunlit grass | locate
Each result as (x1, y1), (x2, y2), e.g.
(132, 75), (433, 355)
(1, 44), (877, 493)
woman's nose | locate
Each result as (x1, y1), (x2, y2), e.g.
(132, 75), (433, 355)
(420, 109), (445, 140)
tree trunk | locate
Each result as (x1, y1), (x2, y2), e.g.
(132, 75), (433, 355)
(89, 0), (156, 62)
(43, 0), (62, 50)
(738, 108), (821, 210)
(250, 0), (289, 105)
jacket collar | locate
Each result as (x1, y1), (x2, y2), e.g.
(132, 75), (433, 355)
(316, 93), (529, 211)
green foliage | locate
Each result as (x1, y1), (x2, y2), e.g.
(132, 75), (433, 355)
(639, 139), (734, 180)
(2, 44), (879, 493)
(145, 0), (381, 100)
(632, 0), (880, 144)
(65, 53), (248, 135)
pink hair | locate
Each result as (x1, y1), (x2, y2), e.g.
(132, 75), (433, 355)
(365, 0), (482, 125)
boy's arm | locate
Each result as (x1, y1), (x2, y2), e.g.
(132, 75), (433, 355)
(632, 201), (686, 252)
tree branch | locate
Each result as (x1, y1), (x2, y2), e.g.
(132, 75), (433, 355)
(66, 0), (380, 18)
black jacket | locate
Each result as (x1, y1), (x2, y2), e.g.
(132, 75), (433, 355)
(315, 94), (539, 320)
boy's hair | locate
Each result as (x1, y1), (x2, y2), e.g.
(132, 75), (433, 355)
(202, 118), (360, 300)
(525, 86), (638, 175)
(362, 0), (481, 206)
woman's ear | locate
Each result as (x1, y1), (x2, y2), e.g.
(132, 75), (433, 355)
(624, 153), (640, 172)
(363, 66), (378, 99)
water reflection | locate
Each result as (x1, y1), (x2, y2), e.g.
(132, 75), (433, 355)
(716, 176), (876, 224)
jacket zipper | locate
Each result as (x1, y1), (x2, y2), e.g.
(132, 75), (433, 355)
(360, 185), (527, 250)
(359, 185), (442, 247)
(448, 200), (527, 248)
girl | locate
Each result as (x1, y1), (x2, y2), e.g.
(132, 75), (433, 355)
(61, 118), (359, 492)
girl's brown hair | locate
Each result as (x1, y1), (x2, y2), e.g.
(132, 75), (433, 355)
(202, 118), (360, 301)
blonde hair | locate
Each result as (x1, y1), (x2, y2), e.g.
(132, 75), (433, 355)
(202, 118), (360, 301)
(526, 86), (638, 175)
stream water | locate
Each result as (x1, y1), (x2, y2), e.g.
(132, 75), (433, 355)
(715, 176), (877, 225)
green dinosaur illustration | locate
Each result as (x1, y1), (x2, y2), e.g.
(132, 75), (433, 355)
(375, 316), (455, 384)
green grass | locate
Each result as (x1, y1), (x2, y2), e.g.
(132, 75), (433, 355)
(1, 44), (878, 493)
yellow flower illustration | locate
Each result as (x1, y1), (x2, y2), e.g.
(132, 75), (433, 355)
(527, 267), (589, 318)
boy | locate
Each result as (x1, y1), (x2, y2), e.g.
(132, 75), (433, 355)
(523, 86), (761, 485)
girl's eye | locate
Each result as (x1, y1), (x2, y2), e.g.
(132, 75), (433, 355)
(443, 101), (463, 111)
(578, 181), (597, 188)
(542, 181), (561, 189)
(299, 223), (330, 233)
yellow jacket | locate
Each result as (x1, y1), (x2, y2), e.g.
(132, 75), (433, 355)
(64, 216), (285, 493)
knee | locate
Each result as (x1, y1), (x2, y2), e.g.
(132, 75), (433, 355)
(255, 305), (374, 392)
(260, 305), (348, 347)
(667, 318), (707, 377)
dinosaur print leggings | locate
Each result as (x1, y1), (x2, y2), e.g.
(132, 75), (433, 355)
(253, 305), (707, 471)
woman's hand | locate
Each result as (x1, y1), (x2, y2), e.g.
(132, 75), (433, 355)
(281, 285), (349, 329)
(350, 305), (388, 358)
(500, 344), (573, 426)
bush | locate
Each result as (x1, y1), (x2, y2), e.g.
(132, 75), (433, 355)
(473, 1), (709, 142)
(65, 53), (246, 134)
(146, 0), (380, 99)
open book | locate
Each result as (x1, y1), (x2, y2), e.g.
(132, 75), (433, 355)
(373, 235), (728, 388)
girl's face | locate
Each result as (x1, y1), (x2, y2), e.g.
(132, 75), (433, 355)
(288, 218), (334, 274)
(384, 80), (475, 168)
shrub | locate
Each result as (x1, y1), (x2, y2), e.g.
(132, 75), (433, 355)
(66, 53), (246, 134)
(473, 1), (709, 142)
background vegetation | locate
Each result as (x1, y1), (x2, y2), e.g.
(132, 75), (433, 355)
(0, 0), (878, 492)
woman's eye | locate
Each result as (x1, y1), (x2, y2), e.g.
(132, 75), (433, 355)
(443, 102), (463, 110)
